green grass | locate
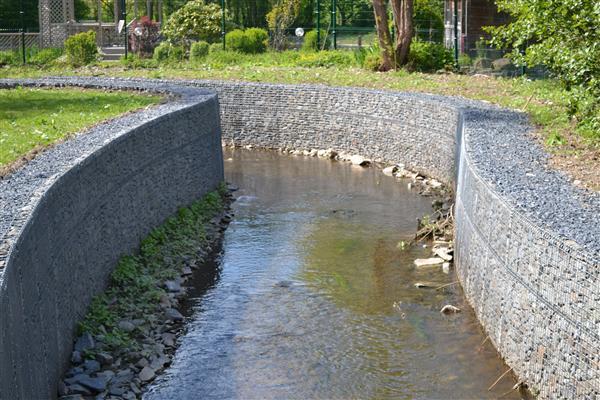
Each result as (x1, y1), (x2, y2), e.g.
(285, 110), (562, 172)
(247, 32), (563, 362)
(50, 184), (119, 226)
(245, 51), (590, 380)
(1, 50), (597, 146)
(79, 185), (227, 354)
(0, 86), (161, 169)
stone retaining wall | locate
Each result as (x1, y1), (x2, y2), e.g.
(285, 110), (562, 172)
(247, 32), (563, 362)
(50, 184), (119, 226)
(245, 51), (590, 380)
(0, 78), (224, 400)
(0, 78), (597, 399)
(185, 79), (598, 399)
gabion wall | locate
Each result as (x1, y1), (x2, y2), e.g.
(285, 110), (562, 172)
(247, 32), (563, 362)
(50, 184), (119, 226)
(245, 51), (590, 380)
(0, 78), (597, 399)
(0, 78), (224, 400)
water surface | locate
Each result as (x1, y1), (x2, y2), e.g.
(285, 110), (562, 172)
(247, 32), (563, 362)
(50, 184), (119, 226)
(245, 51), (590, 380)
(145, 149), (519, 400)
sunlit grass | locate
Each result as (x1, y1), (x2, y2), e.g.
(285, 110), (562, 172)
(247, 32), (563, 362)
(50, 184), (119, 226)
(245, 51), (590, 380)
(0, 86), (160, 168)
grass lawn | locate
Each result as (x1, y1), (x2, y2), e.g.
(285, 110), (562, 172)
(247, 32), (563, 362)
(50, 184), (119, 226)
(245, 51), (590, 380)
(1, 53), (597, 189)
(0, 86), (160, 172)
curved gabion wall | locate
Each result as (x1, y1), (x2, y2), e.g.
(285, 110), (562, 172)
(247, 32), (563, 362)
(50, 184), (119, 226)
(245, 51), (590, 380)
(0, 78), (224, 400)
(0, 78), (598, 399)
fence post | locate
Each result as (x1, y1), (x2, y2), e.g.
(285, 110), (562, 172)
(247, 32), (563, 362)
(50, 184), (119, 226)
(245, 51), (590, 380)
(221, 0), (225, 50)
(316, 0), (320, 50)
(331, 0), (336, 49)
(453, 0), (459, 67)
(19, 0), (25, 63)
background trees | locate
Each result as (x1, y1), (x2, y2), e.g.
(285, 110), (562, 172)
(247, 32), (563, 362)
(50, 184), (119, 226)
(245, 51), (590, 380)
(488, 0), (600, 135)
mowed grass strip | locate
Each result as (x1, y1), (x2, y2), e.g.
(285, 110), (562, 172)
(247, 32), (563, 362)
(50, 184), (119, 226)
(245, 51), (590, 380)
(0, 86), (161, 168)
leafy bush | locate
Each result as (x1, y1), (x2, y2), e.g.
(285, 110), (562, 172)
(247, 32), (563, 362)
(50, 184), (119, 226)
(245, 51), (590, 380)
(29, 47), (63, 65)
(161, 0), (222, 48)
(64, 31), (97, 66)
(225, 28), (268, 54)
(190, 41), (210, 61)
(224, 29), (247, 52)
(129, 16), (160, 58)
(244, 28), (268, 53)
(407, 40), (453, 72)
(302, 29), (331, 51)
(488, 0), (600, 135)
(457, 53), (472, 68)
(153, 42), (185, 62)
(413, 0), (444, 43)
(209, 42), (224, 53)
(363, 51), (383, 71)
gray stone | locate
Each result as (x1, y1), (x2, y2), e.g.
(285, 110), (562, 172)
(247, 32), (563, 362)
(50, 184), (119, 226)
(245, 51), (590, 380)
(96, 352), (114, 366)
(164, 280), (182, 293)
(74, 333), (95, 353)
(66, 374), (109, 393)
(71, 351), (83, 365)
(165, 308), (184, 322)
(414, 258), (444, 267)
(139, 366), (156, 382)
(83, 359), (101, 373)
(117, 320), (136, 333)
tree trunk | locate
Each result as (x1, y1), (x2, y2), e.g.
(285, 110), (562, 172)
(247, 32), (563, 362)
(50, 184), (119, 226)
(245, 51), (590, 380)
(390, 0), (413, 66)
(372, 0), (394, 70)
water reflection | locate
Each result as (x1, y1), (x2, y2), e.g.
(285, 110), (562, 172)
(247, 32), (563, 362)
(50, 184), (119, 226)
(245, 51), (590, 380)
(145, 149), (519, 400)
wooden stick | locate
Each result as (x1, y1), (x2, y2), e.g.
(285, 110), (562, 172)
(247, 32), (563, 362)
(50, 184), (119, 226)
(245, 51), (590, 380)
(521, 94), (535, 112)
(435, 281), (459, 290)
(477, 335), (490, 352)
(488, 368), (513, 391)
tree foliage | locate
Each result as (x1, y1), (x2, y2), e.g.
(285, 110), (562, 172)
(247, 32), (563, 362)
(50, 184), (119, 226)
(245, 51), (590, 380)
(487, 0), (600, 134)
(266, 0), (301, 50)
(162, 0), (223, 47)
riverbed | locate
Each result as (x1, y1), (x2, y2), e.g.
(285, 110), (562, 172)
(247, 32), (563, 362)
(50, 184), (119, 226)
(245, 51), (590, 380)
(144, 148), (519, 399)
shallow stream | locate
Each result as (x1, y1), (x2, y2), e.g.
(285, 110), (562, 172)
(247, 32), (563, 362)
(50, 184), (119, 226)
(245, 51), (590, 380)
(145, 149), (519, 399)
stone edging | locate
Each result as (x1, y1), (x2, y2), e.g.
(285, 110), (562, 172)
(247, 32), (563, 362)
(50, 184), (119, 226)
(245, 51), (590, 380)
(0, 77), (224, 400)
(0, 77), (598, 399)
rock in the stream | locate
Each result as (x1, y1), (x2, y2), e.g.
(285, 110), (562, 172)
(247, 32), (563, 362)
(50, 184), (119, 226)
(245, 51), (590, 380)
(59, 395), (85, 400)
(440, 305), (461, 314)
(433, 247), (453, 261)
(382, 165), (398, 176)
(139, 366), (156, 382)
(414, 282), (437, 289)
(350, 155), (371, 166)
(442, 262), (451, 274)
(414, 257), (444, 267)
(164, 308), (184, 322)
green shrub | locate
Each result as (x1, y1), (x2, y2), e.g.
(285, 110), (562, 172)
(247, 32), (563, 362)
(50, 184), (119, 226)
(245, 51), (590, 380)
(302, 29), (331, 51)
(64, 31), (97, 66)
(407, 40), (453, 72)
(209, 42), (224, 53)
(29, 47), (63, 65)
(243, 28), (268, 54)
(363, 51), (383, 71)
(190, 41), (210, 61)
(458, 53), (472, 67)
(162, 0), (222, 47)
(225, 29), (248, 52)
(153, 42), (185, 63)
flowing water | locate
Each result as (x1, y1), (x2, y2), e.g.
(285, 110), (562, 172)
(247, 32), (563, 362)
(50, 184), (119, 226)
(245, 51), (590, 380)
(145, 149), (520, 400)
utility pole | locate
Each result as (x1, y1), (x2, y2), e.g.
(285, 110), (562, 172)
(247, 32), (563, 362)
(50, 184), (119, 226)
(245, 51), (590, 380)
(19, 0), (25, 64)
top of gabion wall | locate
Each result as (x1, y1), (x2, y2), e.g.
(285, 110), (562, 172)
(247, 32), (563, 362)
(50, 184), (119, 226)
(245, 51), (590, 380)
(180, 78), (599, 261)
(1, 76), (598, 271)
(0, 77), (217, 286)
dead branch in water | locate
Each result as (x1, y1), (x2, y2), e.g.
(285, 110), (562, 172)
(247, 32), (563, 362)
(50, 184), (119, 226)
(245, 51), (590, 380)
(488, 368), (513, 391)
(413, 204), (454, 243)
